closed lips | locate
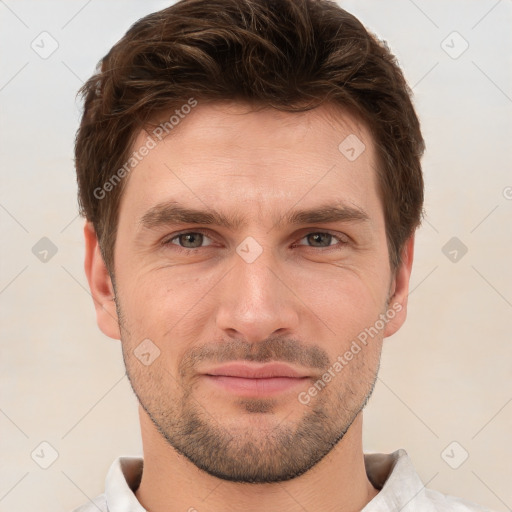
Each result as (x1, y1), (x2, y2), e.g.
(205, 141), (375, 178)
(204, 363), (310, 379)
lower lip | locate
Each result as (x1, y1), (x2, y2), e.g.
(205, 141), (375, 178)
(203, 375), (309, 396)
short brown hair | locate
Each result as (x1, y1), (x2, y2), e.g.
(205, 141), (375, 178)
(75, 0), (424, 275)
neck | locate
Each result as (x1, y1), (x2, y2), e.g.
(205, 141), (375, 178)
(135, 406), (379, 512)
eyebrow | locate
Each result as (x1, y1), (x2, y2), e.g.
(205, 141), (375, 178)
(138, 200), (370, 232)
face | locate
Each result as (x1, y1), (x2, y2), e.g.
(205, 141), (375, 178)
(86, 101), (413, 483)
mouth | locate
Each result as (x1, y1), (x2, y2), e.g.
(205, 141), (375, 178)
(202, 362), (311, 397)
(203, 375), (310, 396)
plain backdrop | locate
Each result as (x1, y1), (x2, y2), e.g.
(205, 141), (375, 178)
(0, 1), (511, 511)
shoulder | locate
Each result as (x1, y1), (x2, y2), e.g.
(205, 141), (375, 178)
(69, 493), (107, 512)
(425, 487), (497, 511)
(364, 449), (497, 512)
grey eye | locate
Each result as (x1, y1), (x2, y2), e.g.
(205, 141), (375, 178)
(168, 232), (213, 249)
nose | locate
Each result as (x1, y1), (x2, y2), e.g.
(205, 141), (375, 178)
(215, 242), (300, 343)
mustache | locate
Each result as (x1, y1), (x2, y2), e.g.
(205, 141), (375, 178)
(179, 335), (330, 377)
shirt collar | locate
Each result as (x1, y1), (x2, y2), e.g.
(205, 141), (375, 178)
(105, 456), (146, 512)
(362, 449), (436, 511)
(105, 449), (432, 512)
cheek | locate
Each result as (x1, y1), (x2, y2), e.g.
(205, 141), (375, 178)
(121, 270), (204, 320)
(117, 270), (217, 361)
(290, 264), (388, 333)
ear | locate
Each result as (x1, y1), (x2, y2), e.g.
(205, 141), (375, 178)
(83, 221), (121, 340)
(383, 233), (415, 338)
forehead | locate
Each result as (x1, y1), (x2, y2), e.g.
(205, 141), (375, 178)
(118, 101), (381, 224)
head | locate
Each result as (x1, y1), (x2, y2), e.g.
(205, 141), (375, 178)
(78, 0), (424, 484)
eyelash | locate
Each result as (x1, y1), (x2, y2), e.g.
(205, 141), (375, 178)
(161, 229), (350, 253)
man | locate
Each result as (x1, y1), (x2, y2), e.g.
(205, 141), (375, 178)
(72, 0), (494, 510)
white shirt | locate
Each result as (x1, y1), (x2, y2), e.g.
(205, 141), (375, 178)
(71, 449), (495, 511)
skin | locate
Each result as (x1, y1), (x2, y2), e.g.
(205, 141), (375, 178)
(84, 100), (414, 512)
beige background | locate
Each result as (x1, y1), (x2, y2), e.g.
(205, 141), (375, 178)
(0, 1), (511, 511)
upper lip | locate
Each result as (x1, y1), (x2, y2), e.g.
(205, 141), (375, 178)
(204, 363), (309, 379)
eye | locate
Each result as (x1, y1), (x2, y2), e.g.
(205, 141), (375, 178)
(163, 230), (214, 250)
(295, 232), (349, 249)
(161, 230), (349, 252)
